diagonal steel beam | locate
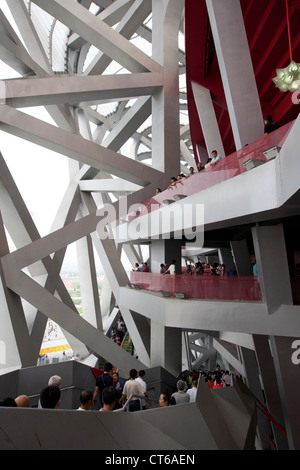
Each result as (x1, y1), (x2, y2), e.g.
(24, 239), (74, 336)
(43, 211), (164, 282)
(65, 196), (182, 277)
(3, 268), (147, 372)
(0, 211), (35, 367)
(0, 151), (87, 358)
(0, 104), (163, 186)
(31, 0), (161, 73)
(84, 0), (152, 76)
(5, 0), (53, 74)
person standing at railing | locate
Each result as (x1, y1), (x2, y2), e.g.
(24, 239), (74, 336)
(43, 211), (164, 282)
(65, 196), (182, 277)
(132, 262), (142, 271)
(194, 262), (204, 275)
(185, 264), (193, 275)
(164, 259), (176, 275)
(197, 161), (205, 172)
(167, 176), (177, 189)
(253, 262), (258, 277)
(205, 150), (222, 168)
(142, 262), (150, 272)
(264, 115), (280, 135)
(160, 263), (166, 274)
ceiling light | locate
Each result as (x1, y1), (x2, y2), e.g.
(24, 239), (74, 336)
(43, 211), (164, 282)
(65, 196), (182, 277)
(273, 61), (300, 93)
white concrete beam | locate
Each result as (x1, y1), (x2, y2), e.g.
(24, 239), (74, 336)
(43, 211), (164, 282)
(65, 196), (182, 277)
(191, 81), (225, 158)
(206, 0), (263, 149)
(119, 287), (300, 338)
(79, 178), (142, 192)
(31, 0), (161, 73)
(101, 96), (152, 152)
(151, 0), (184, 175)
(3, 72), (163, 108)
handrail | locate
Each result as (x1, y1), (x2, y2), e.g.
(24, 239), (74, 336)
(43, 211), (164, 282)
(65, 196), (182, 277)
(115, 394), (145, 412)
(27, 385), (77, 400)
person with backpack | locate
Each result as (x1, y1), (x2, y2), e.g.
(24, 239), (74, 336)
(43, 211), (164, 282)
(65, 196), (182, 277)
(92, 362), (114, 409)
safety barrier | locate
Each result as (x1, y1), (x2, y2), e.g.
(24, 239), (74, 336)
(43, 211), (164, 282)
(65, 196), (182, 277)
(130, 272), (261, 302)
(127, 121), (294, 221)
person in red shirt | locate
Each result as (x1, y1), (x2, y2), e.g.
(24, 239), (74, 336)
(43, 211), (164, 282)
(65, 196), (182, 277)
(213, 376), (226, 389)
(205, 376), (214, 388)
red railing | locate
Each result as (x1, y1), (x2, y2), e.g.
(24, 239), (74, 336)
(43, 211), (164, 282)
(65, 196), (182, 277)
(128, 121), (294, 220)
(130, 272), (261, 302)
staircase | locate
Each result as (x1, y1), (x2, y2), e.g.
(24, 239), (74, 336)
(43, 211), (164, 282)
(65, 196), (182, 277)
(121, 331), (135, 356)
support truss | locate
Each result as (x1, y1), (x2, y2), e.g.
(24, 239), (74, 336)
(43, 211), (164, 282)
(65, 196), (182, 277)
(0, 0), (189, 374)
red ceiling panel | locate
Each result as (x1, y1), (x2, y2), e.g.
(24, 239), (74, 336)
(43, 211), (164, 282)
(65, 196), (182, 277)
(185, 0), (300, 159)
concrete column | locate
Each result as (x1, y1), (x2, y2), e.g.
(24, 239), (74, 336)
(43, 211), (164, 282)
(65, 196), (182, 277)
(192, 81), (225, 158)
(251, 224), (293, 313)
(196, 144), (209, 166)
(238, 345), (274, 450)
(253, 334), (289, 450)
(269, 336), (300, 450)
(76, 234), (102, 331)
(150, 320), (182, 377)
(151, 0), (184, 175)
(218, 248), (235, 272)
(150, 239), (182, 274)
(230, 240), (252, 275)
(206, 0), (263, 150)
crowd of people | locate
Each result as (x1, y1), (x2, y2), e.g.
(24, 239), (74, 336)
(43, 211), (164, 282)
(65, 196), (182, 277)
(0, 365), (232, 413)
(132, 262), (151, 272)
(159, 368), (232, 407)
(185, 261), (226, 276)
(154, 149), (223, 196)
(155, 116), (280, 199)
(110, 317), (127, 347)
(77, 366), (148, 412)
(0, 374), (63, 409)
(132, 259), (228, 277)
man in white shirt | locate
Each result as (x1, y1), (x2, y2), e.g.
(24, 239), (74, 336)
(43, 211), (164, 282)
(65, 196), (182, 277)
(77, 390), (93, 410)
(164, 259), (176, 275)
(136, 370), (147, 410)
(223, 370), (231, 386)
(121, 369), (148, 412)
(187, 379), (198, 403)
